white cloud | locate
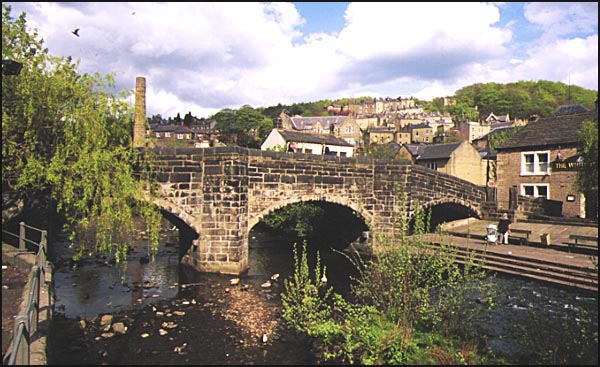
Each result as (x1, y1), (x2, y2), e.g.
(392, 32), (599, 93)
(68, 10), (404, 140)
(5, 2), (598, 118)
(524, 2), (598, 37)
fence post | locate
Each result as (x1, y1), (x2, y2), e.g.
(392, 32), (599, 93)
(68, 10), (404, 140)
(19, 221), (26, 251)
(12, 314), (30, 365)
(40, 231), (47, 264)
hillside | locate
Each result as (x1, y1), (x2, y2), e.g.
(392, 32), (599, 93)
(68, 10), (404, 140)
(260, 80), (597, 121)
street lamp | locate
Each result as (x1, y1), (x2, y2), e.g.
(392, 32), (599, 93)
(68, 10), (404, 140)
(2, 60), (23, 75)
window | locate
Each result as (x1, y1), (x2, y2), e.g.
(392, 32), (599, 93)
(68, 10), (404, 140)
(521, 151), (550, 175)
(165, 132), (171, 138)
(427, 162), (438, 170)
(520, 184), (549, 199)
(176, 134), (184, 140)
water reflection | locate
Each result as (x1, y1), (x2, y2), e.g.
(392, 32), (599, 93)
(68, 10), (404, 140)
(52, 231), (180, 319)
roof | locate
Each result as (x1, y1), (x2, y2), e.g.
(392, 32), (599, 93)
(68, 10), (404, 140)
(486, 113), (510, 122)
(417, 141), (463, 160)
(554, 104), (590, 116)
(402, 144), (424, 157)
(288, 116), (348, 131)
(151, 124), (177, 132)
(370, 126), (395, 133)
(496, 111), (596, 150)
(402, 142), (464, 160)
(276, 129), (353, 146)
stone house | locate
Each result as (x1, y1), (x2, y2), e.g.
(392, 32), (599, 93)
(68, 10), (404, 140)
(495, 106), (596, 218)
(148, 123), (218, 147)
(396, 127), (411, 145)
(261, 129), (354, 157)
(410, 123), (434, 143)
(369, 126), (396, 145)
(398, 140), (486, 186)
(279, 113), (362, 146)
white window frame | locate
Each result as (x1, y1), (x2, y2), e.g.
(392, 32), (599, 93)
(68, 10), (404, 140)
(520, 150), (550, 175)
(520, 183), (550, 199)
(176, 133), (184, 140)
(165, 132), (171, 138)
(427, 162), (438, 170)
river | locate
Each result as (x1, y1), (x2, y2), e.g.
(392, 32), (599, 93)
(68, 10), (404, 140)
(47, 219), (598, 365)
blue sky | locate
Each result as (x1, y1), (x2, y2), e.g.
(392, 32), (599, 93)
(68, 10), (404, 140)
(292, 2), (349, 36)
(4, 2), (598, 118)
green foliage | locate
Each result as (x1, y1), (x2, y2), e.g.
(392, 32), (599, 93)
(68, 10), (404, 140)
(281, 241), (334, 333)
(281, 185), (497, 364)
(365, 143), (400, 160)
(576, 118), (598, 214)
(488, 125), (524, 150)
(454, 80), (597, 120)
(211, 105), (273, 148)
(260, 202), (325, 239)
(264, 144), (287, 152)
(2, 5), (160, 265)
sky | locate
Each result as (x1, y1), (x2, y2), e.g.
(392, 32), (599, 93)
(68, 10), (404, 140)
(4, 2), (598, 118)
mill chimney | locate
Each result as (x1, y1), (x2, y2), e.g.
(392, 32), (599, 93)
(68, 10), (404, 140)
(133, 77), (146, 148)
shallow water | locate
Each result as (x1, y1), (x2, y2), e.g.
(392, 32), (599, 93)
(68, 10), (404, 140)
(48, 225), (598, 364)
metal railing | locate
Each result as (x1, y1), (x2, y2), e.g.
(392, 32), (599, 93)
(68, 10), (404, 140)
(2, 222), (51, 365)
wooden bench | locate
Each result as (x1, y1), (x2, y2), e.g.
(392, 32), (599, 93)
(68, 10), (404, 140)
(565, 234), (598, 252)
(508, 229), (532, 245)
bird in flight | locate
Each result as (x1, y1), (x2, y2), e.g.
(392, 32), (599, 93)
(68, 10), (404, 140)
(72, 28), (80, 37)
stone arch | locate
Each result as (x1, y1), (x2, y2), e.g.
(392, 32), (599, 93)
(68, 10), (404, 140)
(150, 196), (200, 234)
(418, 198), (482, 219)
(148, 196), (201, 261)
(248, 195), (373, 232)
(408, 197), (482, 233)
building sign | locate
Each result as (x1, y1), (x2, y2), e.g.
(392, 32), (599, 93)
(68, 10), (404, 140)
(552, 155), (586, 171)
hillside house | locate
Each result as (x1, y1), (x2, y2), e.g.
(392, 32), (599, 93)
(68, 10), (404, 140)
(261, 129), (354, 157)
(410, 123), (434, 144)
(279, 113), (362, 146)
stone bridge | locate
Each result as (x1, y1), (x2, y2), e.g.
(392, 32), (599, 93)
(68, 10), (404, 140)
(141, 146), (487, 275)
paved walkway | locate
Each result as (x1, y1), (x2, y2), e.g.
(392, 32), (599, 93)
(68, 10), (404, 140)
(431, 218), (598, 277)
(441, 217), (598, 249)
(2, 243), (51, 365)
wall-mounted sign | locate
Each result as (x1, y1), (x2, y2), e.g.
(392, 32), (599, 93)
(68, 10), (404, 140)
(552, 155), (586, 171)
(566, 195), (575, 202)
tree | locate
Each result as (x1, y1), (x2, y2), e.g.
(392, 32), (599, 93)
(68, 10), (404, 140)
(212, 105), (273, 148)
(2, 5), (161, 265)
(183, 111), (193, 127)
(366, 143), (400, 160)
(576, 117), (599, 218)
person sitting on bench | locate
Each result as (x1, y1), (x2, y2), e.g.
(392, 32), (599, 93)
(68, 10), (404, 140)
(497, 213), (511, 245)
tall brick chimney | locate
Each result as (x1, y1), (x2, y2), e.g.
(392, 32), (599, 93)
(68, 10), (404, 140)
(133, 76), (146, 148)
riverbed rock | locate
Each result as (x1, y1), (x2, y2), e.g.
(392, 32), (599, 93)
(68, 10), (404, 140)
(112, 322), (127, 334)
(100, 314), (113, 327)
